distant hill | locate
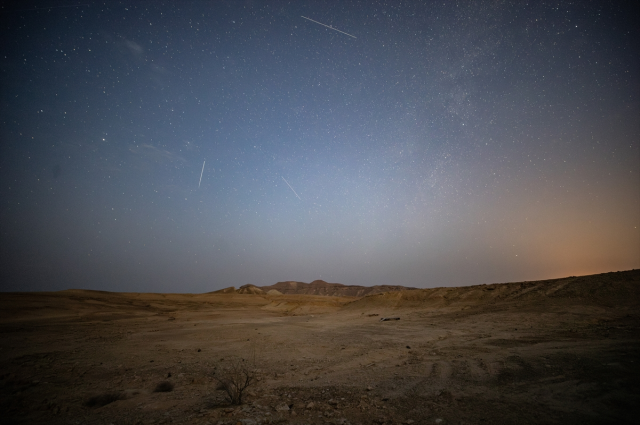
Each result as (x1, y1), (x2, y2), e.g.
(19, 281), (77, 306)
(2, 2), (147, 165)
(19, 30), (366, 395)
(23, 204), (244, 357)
(211, 280), (414, 297)
(344, 269), (640, 312)
(257, 280), (414, 297)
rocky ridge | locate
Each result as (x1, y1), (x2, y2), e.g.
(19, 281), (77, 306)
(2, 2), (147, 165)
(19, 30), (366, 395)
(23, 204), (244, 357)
(216, 280), (415, 297)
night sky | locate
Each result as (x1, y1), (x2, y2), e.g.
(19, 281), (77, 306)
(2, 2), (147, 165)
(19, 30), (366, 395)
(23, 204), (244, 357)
(1, 1), (638, 293)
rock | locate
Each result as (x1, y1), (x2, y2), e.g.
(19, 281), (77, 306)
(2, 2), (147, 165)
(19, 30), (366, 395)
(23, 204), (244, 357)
(306, 402), (315, 409)
(275, 402), (290, 412)
(366, 386), (374, 391)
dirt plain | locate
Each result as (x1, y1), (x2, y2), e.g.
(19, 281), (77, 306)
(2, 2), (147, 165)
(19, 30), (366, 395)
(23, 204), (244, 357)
(1, 270), (639, 425)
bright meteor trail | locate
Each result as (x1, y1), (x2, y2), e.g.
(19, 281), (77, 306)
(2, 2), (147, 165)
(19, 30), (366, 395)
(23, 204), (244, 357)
(301, 15), (356, 38)
(282, 176), (302, 200)
(198, 160), (205, 188)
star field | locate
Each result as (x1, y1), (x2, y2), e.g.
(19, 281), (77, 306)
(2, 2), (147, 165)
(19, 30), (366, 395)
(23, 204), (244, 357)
(1, 1), (638, 292)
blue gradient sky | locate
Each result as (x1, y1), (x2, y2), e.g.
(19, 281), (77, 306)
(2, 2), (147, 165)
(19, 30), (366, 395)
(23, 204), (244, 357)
(1, 1), (638, 292)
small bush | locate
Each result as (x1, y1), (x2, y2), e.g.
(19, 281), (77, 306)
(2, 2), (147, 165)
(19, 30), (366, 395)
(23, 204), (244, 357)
(154, 381), (174, 392)
(213, 357), (256, 405)
(84, 392), (126, 408)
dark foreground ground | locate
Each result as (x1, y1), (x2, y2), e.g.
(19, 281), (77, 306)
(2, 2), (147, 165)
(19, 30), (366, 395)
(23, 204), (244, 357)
(1, 270), (639, 424)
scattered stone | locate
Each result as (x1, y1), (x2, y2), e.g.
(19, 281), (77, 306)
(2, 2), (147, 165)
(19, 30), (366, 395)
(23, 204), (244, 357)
(366, 386), (374, 391)
(306, 402), (315, 409)
(84, 392), (126, 408)
(274, 402), (290, 412)
(153, 381), (174, 392)
(379, 317), (400, 322)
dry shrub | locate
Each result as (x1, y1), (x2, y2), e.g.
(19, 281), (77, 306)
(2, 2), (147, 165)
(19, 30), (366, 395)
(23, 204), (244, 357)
(213, 356), (256, 405)
(84, 392), (126, 408)
(154, 381), (174, 392)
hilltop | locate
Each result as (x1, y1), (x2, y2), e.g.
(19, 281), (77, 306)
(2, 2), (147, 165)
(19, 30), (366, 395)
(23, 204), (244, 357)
(214, 279), (415, 297)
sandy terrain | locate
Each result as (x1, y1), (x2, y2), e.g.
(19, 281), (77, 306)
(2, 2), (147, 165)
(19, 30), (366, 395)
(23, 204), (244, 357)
(1, 270), (639, 425)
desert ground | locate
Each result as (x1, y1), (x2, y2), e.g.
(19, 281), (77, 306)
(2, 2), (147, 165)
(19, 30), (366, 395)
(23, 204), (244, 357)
(1, 270), (639, 425)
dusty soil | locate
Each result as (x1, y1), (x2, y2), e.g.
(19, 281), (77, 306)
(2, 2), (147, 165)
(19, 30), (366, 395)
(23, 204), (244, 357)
(1, 270), (639, 425)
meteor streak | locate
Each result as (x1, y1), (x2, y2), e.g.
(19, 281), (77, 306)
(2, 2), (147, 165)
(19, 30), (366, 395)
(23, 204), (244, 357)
(198, 160), (205, 188)
(282, 176), (302, 200)
(301, 16), (357, 39)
